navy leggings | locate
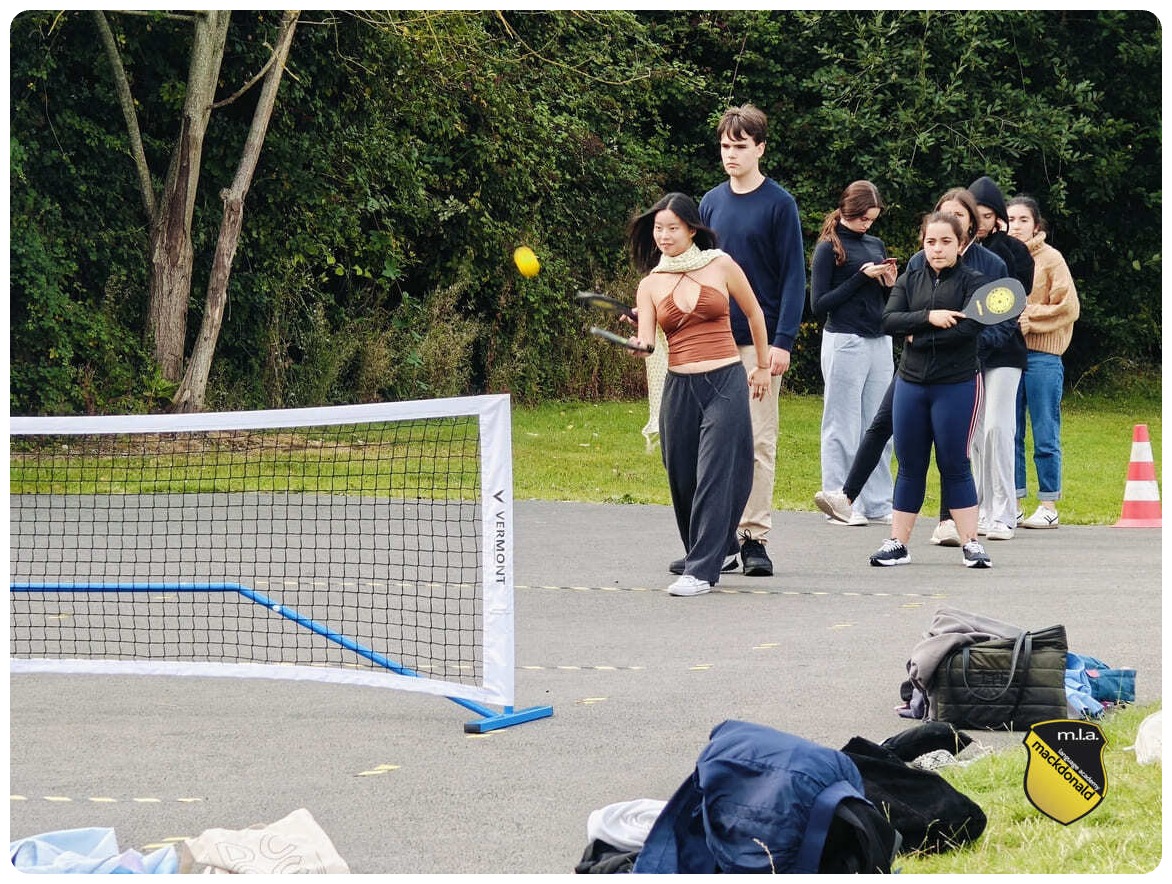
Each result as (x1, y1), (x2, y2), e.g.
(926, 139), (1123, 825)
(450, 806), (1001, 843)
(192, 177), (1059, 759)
(660, 362), (753, 584)
(891, 375), (980, 515)
(846, 377), (970, 519)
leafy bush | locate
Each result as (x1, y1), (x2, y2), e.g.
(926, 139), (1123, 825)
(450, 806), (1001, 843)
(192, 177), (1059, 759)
(8, 10), (1160, 414)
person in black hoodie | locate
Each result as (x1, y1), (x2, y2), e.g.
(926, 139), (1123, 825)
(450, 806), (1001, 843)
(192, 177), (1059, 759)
(870, 211), (990, 569)
(967, 176), (1034, 540)
(969, 175), (1035, 291)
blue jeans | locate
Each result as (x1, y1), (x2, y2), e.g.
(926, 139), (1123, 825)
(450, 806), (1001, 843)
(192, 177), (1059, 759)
(1015, 351), (1064, 501)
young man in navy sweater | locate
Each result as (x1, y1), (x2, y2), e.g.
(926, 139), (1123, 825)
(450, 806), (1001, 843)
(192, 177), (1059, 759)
(697, 104), (806, 577)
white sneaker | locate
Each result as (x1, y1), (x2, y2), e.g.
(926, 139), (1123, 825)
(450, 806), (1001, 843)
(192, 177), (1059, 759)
(1021, 506), (1059, 529)
(827, 510), (869, 527)
(872, 513), (894, 526)
(814, 489), (854, 524)
(929, 520), (962, 547)
(667, 574), (712, 596)
(976, 514), (989, 536)
(1015, 508), (1025, 526)
(986, 521), (1015, 541)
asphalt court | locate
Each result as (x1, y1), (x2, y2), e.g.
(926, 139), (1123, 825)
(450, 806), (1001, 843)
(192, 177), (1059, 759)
(6, 501), (1163, 874)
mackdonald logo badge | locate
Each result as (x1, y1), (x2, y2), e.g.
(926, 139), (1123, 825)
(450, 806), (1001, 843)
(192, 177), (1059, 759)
(1022, 719), (1107, 824)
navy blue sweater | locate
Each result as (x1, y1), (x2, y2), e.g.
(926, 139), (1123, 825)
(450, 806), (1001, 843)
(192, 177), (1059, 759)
(699, 178), (806, 351)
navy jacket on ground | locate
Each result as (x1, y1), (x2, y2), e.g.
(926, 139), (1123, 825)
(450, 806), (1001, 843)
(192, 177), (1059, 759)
(632, 720), (877, 874)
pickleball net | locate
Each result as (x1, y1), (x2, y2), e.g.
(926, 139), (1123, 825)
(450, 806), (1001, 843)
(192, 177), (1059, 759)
(8, 395), (552, 732)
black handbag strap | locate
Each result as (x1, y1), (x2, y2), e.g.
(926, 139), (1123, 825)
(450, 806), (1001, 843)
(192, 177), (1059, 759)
(959, 632), (1032, 701)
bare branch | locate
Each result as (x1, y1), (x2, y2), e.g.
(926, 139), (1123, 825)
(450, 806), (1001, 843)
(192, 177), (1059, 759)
(493, 11), (651, 87)
(110, 10), (197, 24)
(172, 11), (301, 412)
(92, 10), (156, 222)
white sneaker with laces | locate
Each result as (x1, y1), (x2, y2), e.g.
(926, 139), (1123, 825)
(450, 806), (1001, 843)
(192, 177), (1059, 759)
(929, 520), (961, 547)
(827, 510), (869, 527)
(1015, 508), (1025, 526)
(814, 489), (854, 524)
(986, 521), (1015, 541)
(667, 574), (712, 596)
(976, 514), (989, 535)
(1021, 506), (1059, 529)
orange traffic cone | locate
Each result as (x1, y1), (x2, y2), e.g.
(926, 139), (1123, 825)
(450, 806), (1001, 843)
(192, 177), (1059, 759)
(1114, 424), (1161, 528)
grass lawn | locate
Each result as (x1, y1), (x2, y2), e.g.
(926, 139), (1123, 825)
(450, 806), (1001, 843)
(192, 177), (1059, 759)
(896, 704), (1162, 874)
(512, 389), (1161, 525)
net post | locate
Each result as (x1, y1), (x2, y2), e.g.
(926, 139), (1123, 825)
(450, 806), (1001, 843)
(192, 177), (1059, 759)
(462, 704), (555, 734)
(457, 394), (554, 731)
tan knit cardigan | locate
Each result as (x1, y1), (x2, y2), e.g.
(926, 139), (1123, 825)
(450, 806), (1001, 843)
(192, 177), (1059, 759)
(1019, 232), (1079, 356)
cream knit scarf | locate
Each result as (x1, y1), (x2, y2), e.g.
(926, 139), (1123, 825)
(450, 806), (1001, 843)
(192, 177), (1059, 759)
(653, 244), (726, 273)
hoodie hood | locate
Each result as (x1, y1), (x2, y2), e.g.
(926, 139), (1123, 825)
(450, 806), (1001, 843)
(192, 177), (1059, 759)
(968, 175), (1008, 226)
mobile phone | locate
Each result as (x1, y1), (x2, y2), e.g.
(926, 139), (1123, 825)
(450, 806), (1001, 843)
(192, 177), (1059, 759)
(883, 257), (898, 265)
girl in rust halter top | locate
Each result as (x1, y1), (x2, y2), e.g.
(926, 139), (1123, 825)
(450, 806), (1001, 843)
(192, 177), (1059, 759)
(626, 192), (771, 596)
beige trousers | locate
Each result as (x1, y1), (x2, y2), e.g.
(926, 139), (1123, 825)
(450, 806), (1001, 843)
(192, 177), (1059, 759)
(737, 345), (783, 542)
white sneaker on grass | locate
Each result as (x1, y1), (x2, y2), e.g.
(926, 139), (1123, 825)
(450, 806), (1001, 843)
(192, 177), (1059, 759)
(667, 574), (712, 596)
(1021, 506), (1059, 529)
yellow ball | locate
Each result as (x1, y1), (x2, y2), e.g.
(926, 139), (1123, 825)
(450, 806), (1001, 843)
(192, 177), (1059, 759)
(513, 246), (540, 278)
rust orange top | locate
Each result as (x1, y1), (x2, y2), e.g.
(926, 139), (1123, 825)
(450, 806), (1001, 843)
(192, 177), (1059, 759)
(653, 274), (739, 367)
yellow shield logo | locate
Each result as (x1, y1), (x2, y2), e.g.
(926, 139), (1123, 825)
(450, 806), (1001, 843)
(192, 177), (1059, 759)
(1022, 719), (1107, 825)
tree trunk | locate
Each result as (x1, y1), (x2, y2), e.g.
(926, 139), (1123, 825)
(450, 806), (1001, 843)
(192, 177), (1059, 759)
(171, 11), (300, 413)
(146, 10), (231, 382)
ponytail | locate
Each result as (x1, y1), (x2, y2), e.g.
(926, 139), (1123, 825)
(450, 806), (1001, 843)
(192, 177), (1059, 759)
(818, 209), (847, 265)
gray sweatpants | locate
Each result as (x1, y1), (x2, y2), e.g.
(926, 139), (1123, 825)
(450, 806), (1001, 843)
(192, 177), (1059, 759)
(660, 362), (754, 584)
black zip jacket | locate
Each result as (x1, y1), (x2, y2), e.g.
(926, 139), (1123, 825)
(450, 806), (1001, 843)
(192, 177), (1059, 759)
(883, 263), (984, 385)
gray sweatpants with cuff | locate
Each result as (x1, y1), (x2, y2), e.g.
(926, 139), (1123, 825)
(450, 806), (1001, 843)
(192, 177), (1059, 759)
(660, 362), (754, 585)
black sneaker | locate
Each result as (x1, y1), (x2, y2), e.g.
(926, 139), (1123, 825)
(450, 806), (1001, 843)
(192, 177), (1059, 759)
(669, 554), (739, 576)
(962, 540), (992, 569)
(739, 537), (773, 576)
(870, 538), (910, 567)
